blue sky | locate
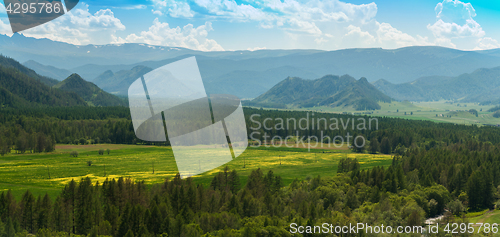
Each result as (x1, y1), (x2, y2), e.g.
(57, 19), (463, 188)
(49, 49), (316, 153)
(0, 0), (499, 51)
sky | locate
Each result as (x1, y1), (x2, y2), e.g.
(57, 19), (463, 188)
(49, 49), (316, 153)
(0, 0), (499, 51)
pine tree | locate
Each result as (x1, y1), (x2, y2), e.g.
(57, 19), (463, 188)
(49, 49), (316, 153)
(21, 190), (35, 233)
(124, 229), (135, 237)
(369, 137), (379, 154)
(75, 177), (93, 235)
(228, 170), (240, 193)
(351, 135), (366, 153)
(117, 204), (131, 237)
(5, 217), (15, 237)
(380, 137), (391, 154)
(148, 203), (162, 235)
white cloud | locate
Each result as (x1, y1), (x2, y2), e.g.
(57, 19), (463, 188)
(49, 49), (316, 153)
(193, 0), (270, 22)
(151, 0), (435, 49)
(341, 22), (431, 49)
(0, 2), (6, 14)
(428, 19), (484, 38)
(376, 22), (430, 48)
(152, 0), (194, 18)
(343, 25), (376, 47)
(0, 18), (12, 36)
(152, 10), (163, 16)
(21, 3), (126, 45)
(124, 19), (224, 51)
(475, 37), (500, 50)
(286, 18), (322, 35)
(184, 0), (381, 47)
(434, 37), (457, 48)
(427, 0), (484, 38)
(115, 5), (147, 10)
(247, 46), (267, 51)
(264, 0), (376, 24)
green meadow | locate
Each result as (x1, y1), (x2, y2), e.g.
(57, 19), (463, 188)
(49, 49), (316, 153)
(470, 210), (500, 225)
(296, 100), (500, 126)
(0, 144), (393, 199)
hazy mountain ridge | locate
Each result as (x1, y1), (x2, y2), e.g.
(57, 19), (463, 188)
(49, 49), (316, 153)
(0, 34), (321, 69)
(92, 66), (153, 95)
(252, 75), (392, 110)
(23, 60), (73, 81)
(4, 35), (500, 99)
(54, 74), (126, 106)
(374, 66), (500, 103)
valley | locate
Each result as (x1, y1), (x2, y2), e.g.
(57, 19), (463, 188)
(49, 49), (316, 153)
(298, 100), (500, 126)
(1, 35), (500, 236)
(0, 144), (392, 200)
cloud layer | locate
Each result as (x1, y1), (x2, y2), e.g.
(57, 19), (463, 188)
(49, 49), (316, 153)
(20, 3), (125, 45)
(0, 0), (498, 51)
(428, 0), (484, 38)
(123, 19), (224, 51)
(0, 2), (6, 14)
(147, 0), (429, 49)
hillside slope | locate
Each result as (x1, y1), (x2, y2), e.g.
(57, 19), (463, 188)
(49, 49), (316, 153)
(0, 55), (59, 86)
(54, 74), (126, 106)
(253, 75), (392, 110)
(0, 66), (87, 108)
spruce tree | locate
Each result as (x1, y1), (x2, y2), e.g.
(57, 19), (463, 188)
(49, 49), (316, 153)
(369, 137), (379, 154)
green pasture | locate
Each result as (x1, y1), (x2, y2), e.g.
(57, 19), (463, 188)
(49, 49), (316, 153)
(294, 100), (500, 126)
(470, 210), (500, 225)
(0, 144), (393, 199)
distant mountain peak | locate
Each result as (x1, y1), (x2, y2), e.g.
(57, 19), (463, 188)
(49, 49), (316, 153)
(54, 73), (87, 88)
(54, 73), (126, 107)
(252, 74), (392, 110)
(358, 77), (369, 83)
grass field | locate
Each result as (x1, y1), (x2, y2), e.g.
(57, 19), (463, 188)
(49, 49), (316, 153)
(292, 100), (500, 126)
(0, 144), (393, 199)
(470, 210), (500, 225)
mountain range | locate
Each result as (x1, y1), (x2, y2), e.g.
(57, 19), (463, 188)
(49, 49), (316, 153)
(374, 66), (500, 103)
(92, 66), (153, 95)
(0, 55), (125, 108)
(4, 34), (500, 99)
(252, 75), (392, 110)
(23, 60), (73, 81)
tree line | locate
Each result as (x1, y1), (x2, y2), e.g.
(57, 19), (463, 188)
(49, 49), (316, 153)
(2, 107), (500, 156)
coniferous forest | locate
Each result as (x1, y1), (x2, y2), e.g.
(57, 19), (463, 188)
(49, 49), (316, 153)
(0, 106), (499, 236)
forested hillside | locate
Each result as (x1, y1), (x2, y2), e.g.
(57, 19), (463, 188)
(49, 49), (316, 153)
(0, 65), (87, 108)
(0, 55), (59, 87)
(54, 74), (126, 107)
(252, 75), (392, 110)
(0, 143), (499, 236)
